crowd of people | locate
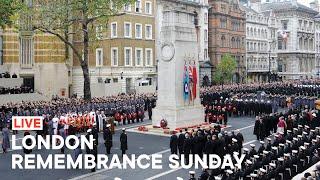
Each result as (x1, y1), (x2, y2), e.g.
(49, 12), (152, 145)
(0, 94), (156, 132)
(0, 72), (17, 78)
(171, 107), (320, 180)
(0, 86), (33, 95)
(2, 79), (320, 179)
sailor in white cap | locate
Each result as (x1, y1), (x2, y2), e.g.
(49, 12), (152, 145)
(189, 171), (196, 179)
(258, 141), (266, 155)
(266, 138), (272, 151)
(258, 168), (267, 179)
(250, 173), (258, 179)
(249, 144), (257, 157)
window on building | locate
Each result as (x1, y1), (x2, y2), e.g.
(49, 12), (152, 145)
(145, 25), (152, 39)
(135, 23), (142, 39)
(124, 3), (131, 11)
(204, 48), (208, 59)
(221, 35), (226, 47)
(96, 25), (103, 40)
(20, 37), (34, 68)
(135, 48), (143, 66)
(281, 20), (288, 30)
(145, 48), (153, 66)
(220, 18), (226, 28)
(204, 12), (208, 23)
(124, 22), (132, 38)
(111, 22), (117, 38)
(135, 0), (141, 13)
(96, 48), (103, 67)
(111, 47), (118, 66)
(231, 37), (235, 48)
(221, 4), (226, 13)
(204, 29), (208, 41)
(124, 47), (132, 66)
(145, 1), (152, 14)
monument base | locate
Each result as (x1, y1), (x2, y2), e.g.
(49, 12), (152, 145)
(152, 105), (204, 130)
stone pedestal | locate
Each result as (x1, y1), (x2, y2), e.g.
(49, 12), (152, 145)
(153, 0), (204, 129)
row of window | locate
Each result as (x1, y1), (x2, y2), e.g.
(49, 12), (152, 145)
(246, 41), (268, 52)
(123, 1), (152, 15)
(298, 37), (314, 51)
(220, 18), (244, 30)
(298, 20), (314, 32)
(246, 13), (269, 24)
(246, 26), (268, 39)
(108, 23), (153, 40)
(220, 35), (245, 48)
(95, 47), (153, 67)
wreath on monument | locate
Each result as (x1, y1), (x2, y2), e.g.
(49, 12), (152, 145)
(160, 119), (168, 128)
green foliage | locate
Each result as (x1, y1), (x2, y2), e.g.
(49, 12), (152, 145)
(0, 0), (23, 28)
(214, 53), (237, 84)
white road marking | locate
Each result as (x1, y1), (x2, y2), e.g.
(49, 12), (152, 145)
(243, 140), (257, 146)
(145, 167), (183, 180)
(235, 124), (254, 131)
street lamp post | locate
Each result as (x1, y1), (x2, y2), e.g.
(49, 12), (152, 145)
(268, 40), (276, 83)
(268, 49), (271, 83)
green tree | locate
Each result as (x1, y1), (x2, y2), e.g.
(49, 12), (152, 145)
(214, 53), (237, 85)
(23, 0), (133, 100)
(0, 0), (22, 28)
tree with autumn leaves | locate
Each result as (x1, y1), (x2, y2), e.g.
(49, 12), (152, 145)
(214, 53), (237, 85)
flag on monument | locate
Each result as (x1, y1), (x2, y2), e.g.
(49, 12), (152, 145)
(192, 64), (197, 99)
(183, 64), (189, 101)
(188, 64), (194, 101)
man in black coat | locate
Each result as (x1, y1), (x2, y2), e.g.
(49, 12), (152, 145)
(183, 133), (193, 163)
(92, 123), (99, 146)
(90, 139), (98, 172)
(170, 133), (178, 155)
(177, 130), (185, 155)
(120, 128), (128, 156)
(103, 124), (113, 154)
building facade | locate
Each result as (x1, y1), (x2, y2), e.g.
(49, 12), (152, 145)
(208, 0), (246, 83)
(198, 0), (212, 86)
(261, 0), (318, 80)
(242, 1), (278, 83)
(72, 0), (156, 96)
(315, 15), (320, 78)
(0, 1), (70, 98)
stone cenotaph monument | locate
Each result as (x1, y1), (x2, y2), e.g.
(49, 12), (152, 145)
(153, 0), (204, 129)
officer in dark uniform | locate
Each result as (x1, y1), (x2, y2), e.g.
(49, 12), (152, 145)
(249, 144), (257, 158)
(120, 128), (128, 156)
(183, 133), (193, 164)
(266, 138), (272, 151)
(177, 130), (185, 156)
(267, 163), (277, 179)
(170, 132), (178, 155)
(103, 124), (113, 154)
(258, 141), (265, 155)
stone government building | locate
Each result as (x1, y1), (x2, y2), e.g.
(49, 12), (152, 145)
(261, 0), (319, 80)
(208, 0), (247, 83)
